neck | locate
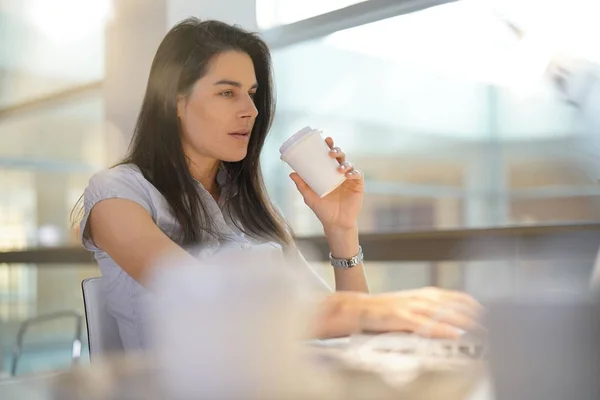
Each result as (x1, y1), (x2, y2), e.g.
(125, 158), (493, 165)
(186, 154), (220, 196)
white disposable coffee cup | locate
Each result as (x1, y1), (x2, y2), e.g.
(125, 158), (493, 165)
(279, 126), (346, 198)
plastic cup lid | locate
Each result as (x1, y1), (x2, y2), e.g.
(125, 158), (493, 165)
(279, 126), (317, 155)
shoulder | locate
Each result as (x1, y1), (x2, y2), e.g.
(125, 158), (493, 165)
(86, 164), (152, 195)
(80, 164), (158, 251)
(83, 164), (156, 214)
(88, 164), (146, 189)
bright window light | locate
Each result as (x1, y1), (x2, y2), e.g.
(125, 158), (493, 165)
(324, 0), (600, 94)
(30, 0), (113, 44)
(256, 0), (366, 29)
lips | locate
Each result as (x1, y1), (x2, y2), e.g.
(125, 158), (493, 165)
(228, 130), (250, 137)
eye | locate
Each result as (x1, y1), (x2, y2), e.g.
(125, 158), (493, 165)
(249, 91), (257, 99)
(219, 90), (234, 98)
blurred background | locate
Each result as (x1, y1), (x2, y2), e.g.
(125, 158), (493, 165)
(1, 0), (599, 378)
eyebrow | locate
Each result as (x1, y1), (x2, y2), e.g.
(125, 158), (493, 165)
(214, 79), (258, 89)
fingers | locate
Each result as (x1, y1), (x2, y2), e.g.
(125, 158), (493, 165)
(325, 136), (334, 149)
(411, 289), (483, 337)
(425, 287), (483, 317)
(289, 172), (312, 196)
(363, 288), (483, 339)
(410, 300), (479, 333)
(345, 168), (363, 181)
(337, 160), (364, 182)
(338, 161), (353, 175)
(443, 293), (483, 318)
(363, 308), (469, 340)
(406, 312), (464, 340)
(330, 147), (346, 164)
(325, 138), (364, 182)
(289, 172), (318, 205)
(326, 137), (346, 164)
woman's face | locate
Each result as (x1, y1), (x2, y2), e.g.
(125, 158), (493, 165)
(177, 50), (259, 164)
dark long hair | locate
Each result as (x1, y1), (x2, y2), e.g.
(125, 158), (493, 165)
(75, 18), (292, 247)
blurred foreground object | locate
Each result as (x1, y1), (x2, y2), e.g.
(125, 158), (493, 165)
(146, 244), (330, 399)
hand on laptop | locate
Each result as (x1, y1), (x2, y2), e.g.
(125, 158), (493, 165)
(357, 287), (482, 339)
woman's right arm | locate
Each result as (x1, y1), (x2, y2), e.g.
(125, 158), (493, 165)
(88, 198), (196, 284)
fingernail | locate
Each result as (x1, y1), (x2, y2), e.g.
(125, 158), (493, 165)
(331, 148), (338, 154)
(340, 164), (347, 170)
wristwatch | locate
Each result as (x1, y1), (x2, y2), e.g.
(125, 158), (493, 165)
(329, 246), (364, 269)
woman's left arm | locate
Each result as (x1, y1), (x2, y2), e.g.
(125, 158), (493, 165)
(324, 225), (369, 292)
(290, 137), (369, 293)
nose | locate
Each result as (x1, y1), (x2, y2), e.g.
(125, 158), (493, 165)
(239, 94), (259, 120)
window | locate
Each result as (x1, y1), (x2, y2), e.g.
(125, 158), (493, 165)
(262, 1), (600, 235)
(256, 0), (366, 29)
(0, 4), (104, 108)
(0, 2), (107, 323)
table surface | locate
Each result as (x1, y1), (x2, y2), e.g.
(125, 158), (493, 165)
(0, 336), (492, 400)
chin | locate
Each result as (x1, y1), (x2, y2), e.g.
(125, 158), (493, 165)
(220, 151), (248, 163)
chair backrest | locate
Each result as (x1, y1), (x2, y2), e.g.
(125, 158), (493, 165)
(81, 277), (123, 359)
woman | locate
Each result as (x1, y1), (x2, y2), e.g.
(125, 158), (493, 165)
(76, 18), (479, 350)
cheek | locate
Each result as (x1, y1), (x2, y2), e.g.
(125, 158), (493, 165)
(181, 103), (224, 140)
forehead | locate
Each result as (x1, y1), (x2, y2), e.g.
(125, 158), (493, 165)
(202, 51), (257, 84)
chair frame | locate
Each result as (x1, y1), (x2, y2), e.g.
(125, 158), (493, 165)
(10, 310), (82, 376)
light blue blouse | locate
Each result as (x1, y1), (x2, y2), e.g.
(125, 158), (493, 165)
(80, 164), (331, 350)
